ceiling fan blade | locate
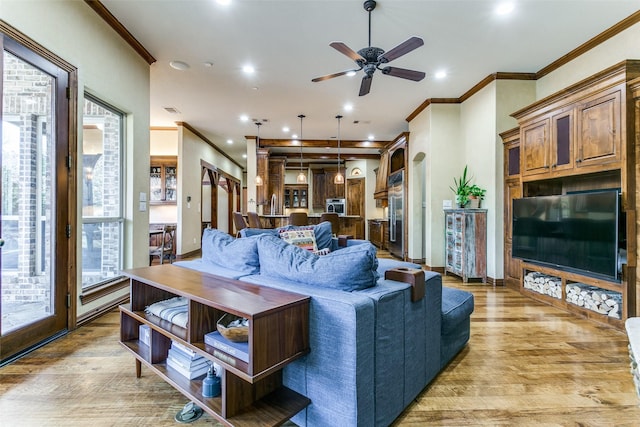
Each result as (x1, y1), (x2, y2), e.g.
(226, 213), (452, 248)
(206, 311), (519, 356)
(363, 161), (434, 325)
(378, 37), (424, 63)
(312, 68), (361, 83)
(330, 42), (365, 62)
(381, 66), (426, 81)
(359, 75), (373, 96)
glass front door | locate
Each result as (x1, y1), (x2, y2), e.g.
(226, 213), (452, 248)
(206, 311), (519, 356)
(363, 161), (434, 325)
(1, 35), (70, 363)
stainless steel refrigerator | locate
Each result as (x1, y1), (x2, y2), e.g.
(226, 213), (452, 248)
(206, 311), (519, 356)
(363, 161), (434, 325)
(388, 170), (404, 259)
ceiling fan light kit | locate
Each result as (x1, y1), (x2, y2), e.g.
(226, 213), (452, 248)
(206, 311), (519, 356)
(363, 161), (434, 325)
(312, 0), (425, 96)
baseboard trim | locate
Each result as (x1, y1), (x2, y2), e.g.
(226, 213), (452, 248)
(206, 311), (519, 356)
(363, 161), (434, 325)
(176, 249), (201, 260)
(77, 294), (129, 327)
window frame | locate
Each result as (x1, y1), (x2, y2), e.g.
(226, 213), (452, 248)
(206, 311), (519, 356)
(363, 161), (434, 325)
(80, 93), (125, 292)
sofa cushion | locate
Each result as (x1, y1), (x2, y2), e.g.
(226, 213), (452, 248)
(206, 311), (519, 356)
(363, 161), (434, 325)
(201, 228), (260, 275)
(256, 234), (379, 291)
(238, 221), (333, 251)
(441, 287), (474, 335)
(239, 228), (279, 238)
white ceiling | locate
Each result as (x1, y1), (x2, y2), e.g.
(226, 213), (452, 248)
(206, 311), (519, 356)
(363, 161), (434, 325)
(100, 0), (640, 169)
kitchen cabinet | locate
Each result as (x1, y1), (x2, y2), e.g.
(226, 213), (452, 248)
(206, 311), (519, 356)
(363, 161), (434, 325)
(150, 156), (177, 204)
(284, 185), (308, 208)
(312, 168), (345, 208)
(268, 158), (285, 214)
(368, 219), (388, 249)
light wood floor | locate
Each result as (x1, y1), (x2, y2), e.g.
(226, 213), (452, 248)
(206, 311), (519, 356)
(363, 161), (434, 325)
(1, 275), (639, 426)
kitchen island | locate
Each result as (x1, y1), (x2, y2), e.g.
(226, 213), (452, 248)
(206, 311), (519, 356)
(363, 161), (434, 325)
(258, 214), (364, 239)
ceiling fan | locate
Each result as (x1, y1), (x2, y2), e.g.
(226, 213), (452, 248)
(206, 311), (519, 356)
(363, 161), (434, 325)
(312, 0), (426, 96)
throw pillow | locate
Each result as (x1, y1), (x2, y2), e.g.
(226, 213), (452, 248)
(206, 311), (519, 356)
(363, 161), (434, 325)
(279, 229), (318, 252)
(201, 228), (260, 275)
(256, 234), (379, 292)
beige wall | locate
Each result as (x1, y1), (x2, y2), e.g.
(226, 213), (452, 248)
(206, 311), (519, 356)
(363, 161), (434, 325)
(1, 0), (151, 317)
(178, 125), (242, 255)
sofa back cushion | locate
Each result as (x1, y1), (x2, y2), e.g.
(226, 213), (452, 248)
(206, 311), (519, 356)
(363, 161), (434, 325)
(201, 228), (260, 275)
(256, 234), (379, 291)
(239, 221), (333, 251)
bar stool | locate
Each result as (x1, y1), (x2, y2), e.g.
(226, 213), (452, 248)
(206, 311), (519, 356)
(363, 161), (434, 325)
(288, 212), (308, 226)
(247, 211), (263, 228)
(232, 212), (248, 237)
(319, 212), (340, 236)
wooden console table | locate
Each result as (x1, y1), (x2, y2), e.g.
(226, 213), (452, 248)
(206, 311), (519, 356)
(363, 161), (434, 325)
(120, 264), (311, 426)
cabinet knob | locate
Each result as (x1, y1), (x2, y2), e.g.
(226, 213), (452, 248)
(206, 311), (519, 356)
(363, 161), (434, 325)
(551, 164), (556, 168)
(576, 158), (582, 163)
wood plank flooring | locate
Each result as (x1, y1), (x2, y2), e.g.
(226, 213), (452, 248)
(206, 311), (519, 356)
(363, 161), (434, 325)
(1, 274), (639, 426)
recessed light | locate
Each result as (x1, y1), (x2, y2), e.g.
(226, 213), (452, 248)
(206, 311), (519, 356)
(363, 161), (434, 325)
(435, 70), (447, 79)
(292, 134), (298, 139)
(346, 71), (357, 77)
(169, 60), (190, 71)
(216, 0), (231, 5)
(240, 115), (249, 122)
(203, 62), (214, 68)
(282, 127), (290, 133)
(227, 139), (233, 144)
(495, 2), (515, 15)
(344, 103), (353, 112)
(242, 65), (255, 74)
(242, 154), (247, 158)
(368, 134), (375, 141)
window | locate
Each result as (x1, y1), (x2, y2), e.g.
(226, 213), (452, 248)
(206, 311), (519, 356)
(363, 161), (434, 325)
(81, 95), (124, 289)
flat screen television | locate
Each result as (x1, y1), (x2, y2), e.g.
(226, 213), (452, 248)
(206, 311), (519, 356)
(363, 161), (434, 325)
(512, 189), (624, 282)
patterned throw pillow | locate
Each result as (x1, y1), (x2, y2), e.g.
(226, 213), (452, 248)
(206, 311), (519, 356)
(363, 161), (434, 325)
(279, 229), (318, 252)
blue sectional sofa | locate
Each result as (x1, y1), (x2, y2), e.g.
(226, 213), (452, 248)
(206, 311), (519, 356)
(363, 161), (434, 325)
(174, 226), (474, 427)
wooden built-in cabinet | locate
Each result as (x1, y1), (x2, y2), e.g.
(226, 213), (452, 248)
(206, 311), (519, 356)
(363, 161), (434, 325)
(444, 209), (487, 283)
(311, 168), (345, 209)
(502, 60), (640, 330)
(120, 265), (311, 427)
(374, 150), (390, 200)
(515, 81), (625, 182)
(268, 158), (285, 214)
(284, 184), (308, 208)
(368, 219), (388, 249)
(256, 148), (270, 206)
(501, 128), (522, 289)
(150, 156), (177, 204)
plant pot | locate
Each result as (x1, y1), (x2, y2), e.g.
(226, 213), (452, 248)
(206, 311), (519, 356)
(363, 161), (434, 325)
(468, 197), (481, 209)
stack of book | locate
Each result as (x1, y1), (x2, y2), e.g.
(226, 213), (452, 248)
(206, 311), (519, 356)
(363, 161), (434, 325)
(204, 331), (249, 363)
(166, 341), (209, 380)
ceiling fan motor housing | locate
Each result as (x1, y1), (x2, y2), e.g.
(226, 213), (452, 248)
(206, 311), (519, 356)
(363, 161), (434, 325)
(358, 46), (385, 63)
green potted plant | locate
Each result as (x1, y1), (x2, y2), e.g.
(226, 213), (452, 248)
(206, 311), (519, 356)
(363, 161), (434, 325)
(468, 184), (486, 209)
(450, 166), (472, 208)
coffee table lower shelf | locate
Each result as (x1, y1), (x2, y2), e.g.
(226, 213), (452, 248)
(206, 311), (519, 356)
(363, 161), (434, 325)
(120, 340), (310, 427)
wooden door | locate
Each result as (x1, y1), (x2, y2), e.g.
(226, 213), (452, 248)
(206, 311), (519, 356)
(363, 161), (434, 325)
(347, 178), (365, 217)
(504, 179), (522, 288)
(312, 169), (325, 209)
(1, 34), (72, 363)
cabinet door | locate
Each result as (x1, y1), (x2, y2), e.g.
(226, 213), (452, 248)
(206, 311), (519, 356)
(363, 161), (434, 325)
(521, 118), (550, 178)
(576, 90), (621, 168)
(504, 179), (521, 243)
(312, 170), (325, 209)
(550, 110), (574, 173)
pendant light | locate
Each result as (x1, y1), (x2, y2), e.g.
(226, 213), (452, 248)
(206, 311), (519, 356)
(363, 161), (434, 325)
(334, 115), (345, 184)
(254, 121), (263, 186)
(296, 114), (307, 184)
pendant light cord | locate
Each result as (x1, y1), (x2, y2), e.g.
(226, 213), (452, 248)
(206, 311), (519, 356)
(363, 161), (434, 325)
(298, 114), (305, 175)
(336, 114), (342, 173)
